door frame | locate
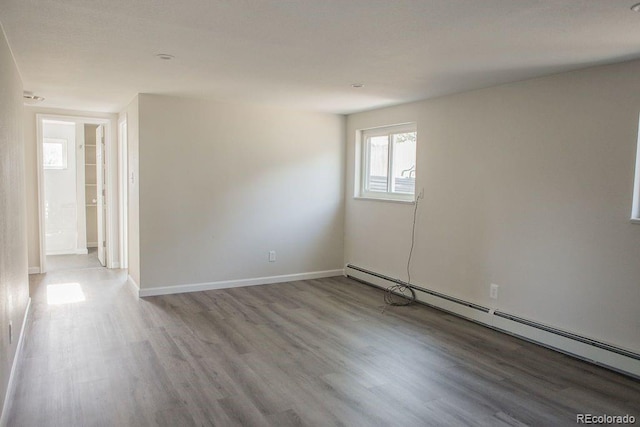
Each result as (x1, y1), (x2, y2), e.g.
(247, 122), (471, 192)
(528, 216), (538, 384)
(96, 124), (106, 266)
(36, 114), (116, 273)
(118, 115), (128, 269)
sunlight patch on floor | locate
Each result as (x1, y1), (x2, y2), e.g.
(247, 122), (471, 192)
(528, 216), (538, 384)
(47, 282), (86, 305)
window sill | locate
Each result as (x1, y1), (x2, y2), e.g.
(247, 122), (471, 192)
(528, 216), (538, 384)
(353, 196), (415, 205)
(631, 218), (640, 224)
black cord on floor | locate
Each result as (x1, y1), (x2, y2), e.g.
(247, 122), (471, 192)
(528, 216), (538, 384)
(383, 194), (420, 307)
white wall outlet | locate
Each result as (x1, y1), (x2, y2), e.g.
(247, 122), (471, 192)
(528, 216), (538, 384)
(490, 284), (499, 300)
(268, 250), (276, 262)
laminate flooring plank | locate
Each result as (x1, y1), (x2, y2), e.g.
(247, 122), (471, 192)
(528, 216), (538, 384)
(368, 379), (442, 417)
(429, 365), (575, 425)
(209, 339), (297, 416)
(487, 411), (530, 427)
(320, 372), (426, 427)
(556, 386), (640, 415)
(201, 311), (257, 355)
(199, 292), (255, 323)
(171, 310), (226, 346)
(249, 304), (332, 354)
(217, 394), (271, 427)
(281, 371), (380, 427)
(265, 409), (304, 427)
(75, 378), (116, 427)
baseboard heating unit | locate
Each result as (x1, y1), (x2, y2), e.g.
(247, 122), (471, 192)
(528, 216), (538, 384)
(345, 264), (640, 379)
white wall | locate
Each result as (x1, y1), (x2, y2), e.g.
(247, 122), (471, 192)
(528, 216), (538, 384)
(0, 23), (29, 418)
(24, 107), (118, 271)
(345, 59), (640, 354)
(42, 121), (79, 255)
(136, 94), (345, 290)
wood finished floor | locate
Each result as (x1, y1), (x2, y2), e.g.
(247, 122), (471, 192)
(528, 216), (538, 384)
(8, 268), (640, 426)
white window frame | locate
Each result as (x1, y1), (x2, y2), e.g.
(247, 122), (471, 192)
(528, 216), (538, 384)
(43, 138), (68, 170)
(358, 123), (417, 202)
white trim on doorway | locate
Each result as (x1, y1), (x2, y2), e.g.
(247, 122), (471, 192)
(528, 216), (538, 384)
(118, 115), (128, 270)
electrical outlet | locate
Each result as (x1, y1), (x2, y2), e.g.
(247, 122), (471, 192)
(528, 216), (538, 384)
(490, 284), (499, 300)
(269, 250), (276, 262)
(8, 321), (12, 344)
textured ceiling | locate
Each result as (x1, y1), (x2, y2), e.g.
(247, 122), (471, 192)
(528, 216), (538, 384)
(1, 0), (640, 114)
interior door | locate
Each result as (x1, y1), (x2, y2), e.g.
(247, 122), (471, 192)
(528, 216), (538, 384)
(96, 125), (106, 266)
(42, 120), (78, 255)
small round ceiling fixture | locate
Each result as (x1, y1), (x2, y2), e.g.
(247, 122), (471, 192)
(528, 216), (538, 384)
(23, 91), (45, 102)
(156, 53), (175, 60)
(351, 83), (364, 88)
(631, 2), (640, 12)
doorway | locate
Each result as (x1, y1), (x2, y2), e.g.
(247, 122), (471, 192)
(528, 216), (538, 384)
(37, 114), (116, 273)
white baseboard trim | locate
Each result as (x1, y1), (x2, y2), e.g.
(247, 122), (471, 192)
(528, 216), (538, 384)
(138, 269), (345, 298)
(345, 264), (640, 379)
(0, 298), (31, 427)
(28, 267), (40, 275)
(87, 242), (98, 248)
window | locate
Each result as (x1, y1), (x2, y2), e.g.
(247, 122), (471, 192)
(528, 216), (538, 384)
(359, 123), (416, 201)
(43, 138), (68, 169)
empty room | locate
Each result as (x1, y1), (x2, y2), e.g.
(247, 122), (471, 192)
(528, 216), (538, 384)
(1, 1), (639, 426)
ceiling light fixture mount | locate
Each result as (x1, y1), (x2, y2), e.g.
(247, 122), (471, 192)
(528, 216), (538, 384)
(23, 91), (45, 102)
(351, 83), (364, 88)
(156, 53), (175, 60)
(631, 2), (640, 12)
